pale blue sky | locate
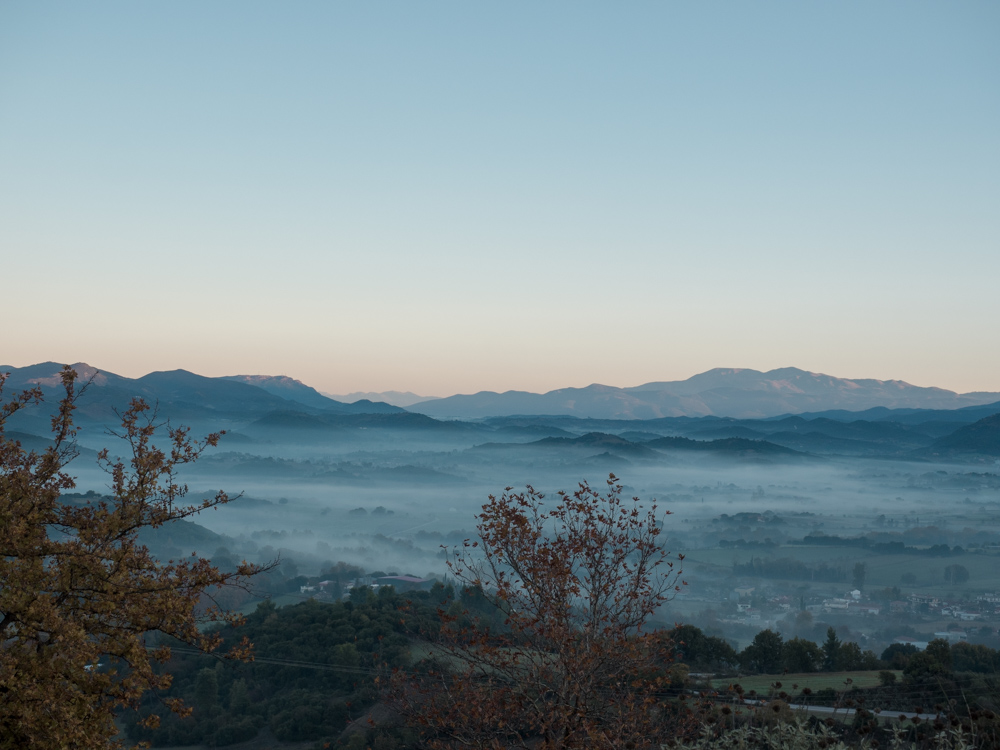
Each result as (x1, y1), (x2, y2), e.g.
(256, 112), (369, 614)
(1, 2), (998, 395)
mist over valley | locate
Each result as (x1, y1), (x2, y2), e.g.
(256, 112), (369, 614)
(5, 6), (998, 745)
(6, 361), (1000, 654)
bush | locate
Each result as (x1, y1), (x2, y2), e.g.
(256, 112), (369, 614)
(212, 718), (259, 746)
(878, 670), (898, 686)
(675, 717), (852, 749)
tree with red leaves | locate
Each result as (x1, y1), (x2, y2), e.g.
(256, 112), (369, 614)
(0, 366), (270, 749)
(396, 474), (685, 749)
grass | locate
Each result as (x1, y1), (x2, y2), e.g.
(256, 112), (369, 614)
(409, 642), (442, 662)
(707, 670), (897, 695)
(409, 641), (491, 672)
(233, 592), (313, 617)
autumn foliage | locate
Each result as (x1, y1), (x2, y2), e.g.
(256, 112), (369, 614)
(0, 367), (266, 749)
(394, 475), (685, 749)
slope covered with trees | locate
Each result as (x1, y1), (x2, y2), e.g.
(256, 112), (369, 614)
(0, 367), (270, 749)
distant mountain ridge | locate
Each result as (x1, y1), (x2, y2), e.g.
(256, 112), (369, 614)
(919, 413), (1000, 459)
(408, 367), (1000, 420)
(3, 362), (998, 463)
(0, 362), (403, 436)
(325, 390), (440, 408)
(223, 374), (367, 411)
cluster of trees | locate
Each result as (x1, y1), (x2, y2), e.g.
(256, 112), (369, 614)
(5, 366), (998, 749)
(697, 637), (1000, 747)
(705, 512), (789, 547)
(391, 477), (689, 749)
(713, 511), (785, 526)
(858, 638), (1000, 742)
(718, 538), (779, 550)
(881, 638), (1000, 676)
(732, 556), (847, 582)
(733, 627), (881, 675)
(665, 624), (881, 676)
(119, 603), (1000, 747)
(665, 624), (740, 671)
(127, 477), (693, 749)
(944, 563), (971, 585)
(1, 367), (689, 749)
(0, 368), (271, 748)
(124, 587), (453, 747)
(730, 554), (973, 587)
(671, 623), (1000, 684)
(731, 629), (1000, 682)
(802, 532), (968, 557)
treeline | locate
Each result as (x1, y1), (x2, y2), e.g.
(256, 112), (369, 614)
(668, 625), (895, 675)
(123, 583), (474, 748)
(800, 533), (965, 556)
(674, 625), (1000, 680)
(122, 591), (1000, 748)
(719, 539), (778, 550)
(731, 556), (846, 582)
(793, 637), (1000, 729)
(882, 639), (1000, 675)
(688, 626), (881, 675)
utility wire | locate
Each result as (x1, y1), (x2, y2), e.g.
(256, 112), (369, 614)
(151, 646), (975, 722)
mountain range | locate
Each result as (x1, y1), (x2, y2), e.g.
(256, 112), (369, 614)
(406, 367), (1000, 420)
(0, 363), (403, 437)
(2, 362), (998, 462)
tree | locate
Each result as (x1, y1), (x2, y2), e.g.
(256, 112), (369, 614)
(835, 642), (879, 671)
(0, 367), (268, 749)
(851, 561), (866, 591)
(228, 678), (250, 714)
(782, 637), (822, 673)
(904, 638), (953, 678)
(952, 641), (1000, 674)
(667, 624), (739, 671)
(793, 609), (813, 635)
(821, 627), (842, 671)
(394, 475), (685, 749)
(740, 629), (784, 674)
(872, 585), (901, 603)
(193, 667), (219, 712)
(943, 564), (970, 586)
(880, 642), (918, 670)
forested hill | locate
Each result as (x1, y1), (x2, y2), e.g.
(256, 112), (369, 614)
(122, 589), (1000, 749)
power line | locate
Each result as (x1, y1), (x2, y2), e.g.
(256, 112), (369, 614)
(151, 646), (982, 724)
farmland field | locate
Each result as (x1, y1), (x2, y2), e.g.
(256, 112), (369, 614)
(707, 670), (897, 695)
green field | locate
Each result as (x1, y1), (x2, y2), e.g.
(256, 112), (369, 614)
(707, 670), (897, 695)
(234, 592), (313, 617)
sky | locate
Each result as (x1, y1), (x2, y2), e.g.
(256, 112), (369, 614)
(1, 2), (998, 396)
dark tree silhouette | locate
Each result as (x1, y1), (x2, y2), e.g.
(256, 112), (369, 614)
(394, 475), (686, 749)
